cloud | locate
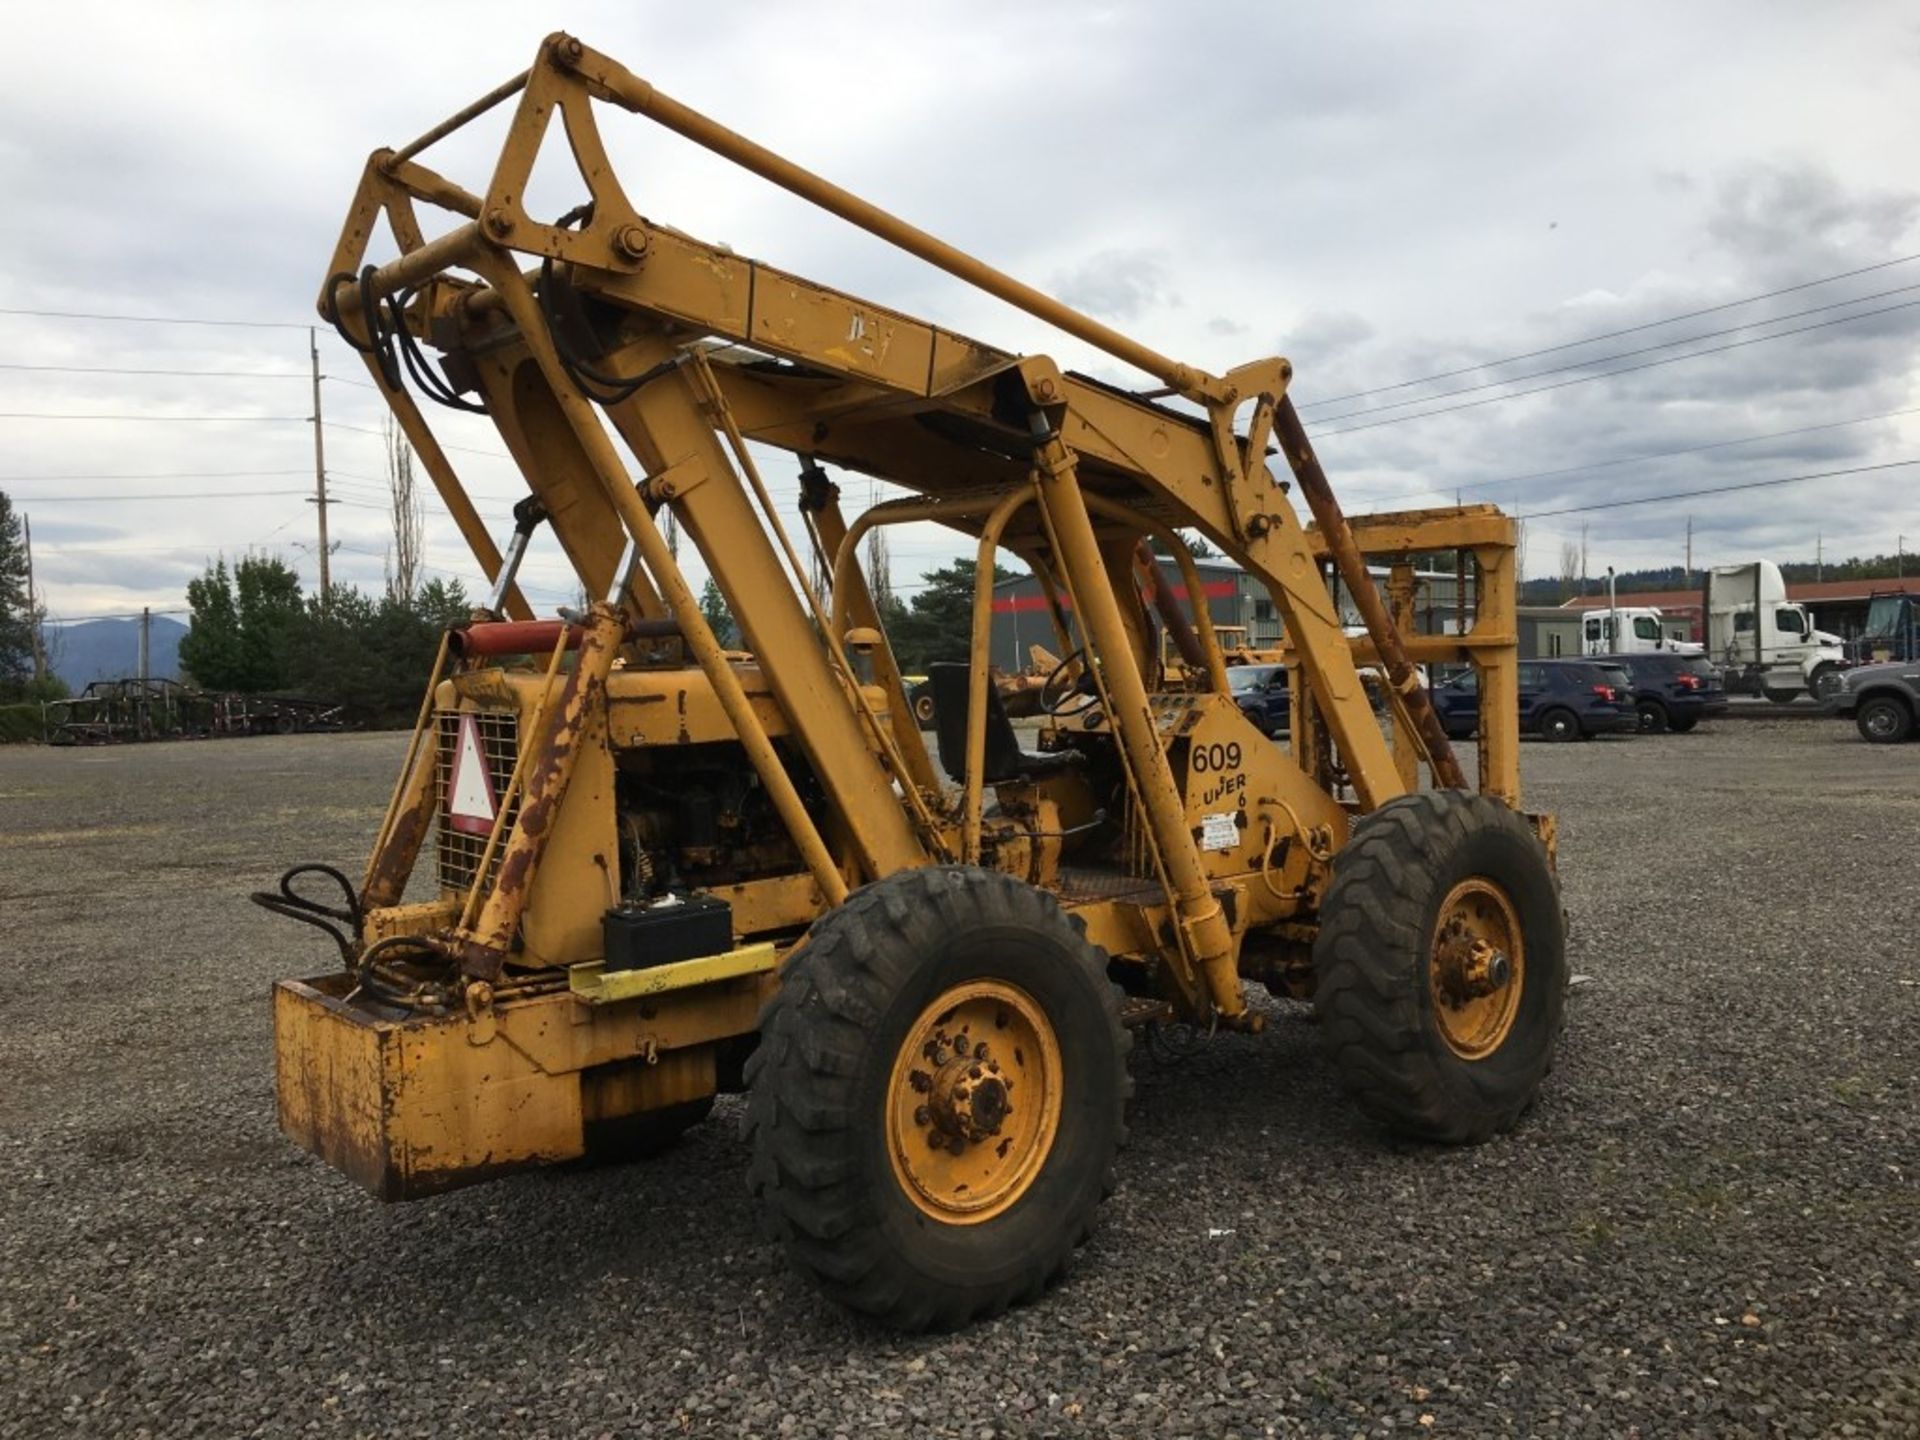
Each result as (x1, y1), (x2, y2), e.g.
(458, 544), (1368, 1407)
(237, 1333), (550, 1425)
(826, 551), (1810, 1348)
(1049, 249), (1177, 323)
(0, 2), (1915, 613)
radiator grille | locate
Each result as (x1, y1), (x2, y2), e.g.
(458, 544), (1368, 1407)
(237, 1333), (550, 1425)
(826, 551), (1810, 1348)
(435, 708), (520, 894)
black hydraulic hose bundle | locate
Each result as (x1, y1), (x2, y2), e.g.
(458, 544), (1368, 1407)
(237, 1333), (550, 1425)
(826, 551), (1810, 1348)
(249, 863), (363, 966)
(536, 206), (679, 405)
(323, 265), (488, 414)
(326, 205), (679, 415)
(250, 863), (458, 1012)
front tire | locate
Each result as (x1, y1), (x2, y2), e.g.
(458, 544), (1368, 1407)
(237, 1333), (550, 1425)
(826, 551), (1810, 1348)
(1313, 792), (1568, 1144)
(746, 867), (1128, 1330)
(1857, 696), (1914, 744)
(1538, 707), (1579, 742)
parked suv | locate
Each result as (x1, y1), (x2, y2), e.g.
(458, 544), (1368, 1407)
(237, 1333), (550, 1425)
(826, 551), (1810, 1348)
(1431, 659), (1638, 742)
(1825, 660), (1920, 744)
(1591, 651), (1727, 734)
(1228, 663), (1289, 737)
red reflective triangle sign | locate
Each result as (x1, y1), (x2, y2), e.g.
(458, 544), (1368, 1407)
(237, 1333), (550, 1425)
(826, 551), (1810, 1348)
(446, 713), (499, 836)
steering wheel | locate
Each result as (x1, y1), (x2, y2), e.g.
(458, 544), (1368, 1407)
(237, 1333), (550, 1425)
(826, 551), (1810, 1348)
(1040, 647), (1099, 717)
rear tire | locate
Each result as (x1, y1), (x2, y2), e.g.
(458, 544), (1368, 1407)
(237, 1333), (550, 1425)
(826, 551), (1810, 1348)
(1313, 792), (1567, 1144)
(1764, 686), (1801, 705)
(746, 866), (1129, 1331)
(1636, 699), (1669, 734)
(1856, 696), (1914, 744)
(1538, 707), (1579, 742)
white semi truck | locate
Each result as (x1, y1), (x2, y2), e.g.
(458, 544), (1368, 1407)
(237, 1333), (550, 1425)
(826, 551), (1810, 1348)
(1578, 606), (1701, 656)
(1703, 560), (1845, 702)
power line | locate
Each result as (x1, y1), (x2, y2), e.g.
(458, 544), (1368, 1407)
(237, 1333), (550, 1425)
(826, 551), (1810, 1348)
(16, 489), (314, 503)
(46, 607), (193, 620)
(1296, 249), (1920, 410)
(0, 305), (305, 330)
(0, 363), (307, 379)
(1526, 458), (1917, 521)
(1314, 297), (1920, 437)
(1359, 403), (1920, 510)
(0, 411), (307, 423)
(1311, 280), (1920, 425)
(0, 468), (310, 483)
(321, 418), (511, 460)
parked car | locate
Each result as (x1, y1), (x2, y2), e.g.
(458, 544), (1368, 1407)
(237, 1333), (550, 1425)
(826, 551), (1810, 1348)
(1590, 651), (1728, 734)
(1825, 660), (1920, 744)
(1430, 659), (1638, 742)
(1228, 663), (1289, 737)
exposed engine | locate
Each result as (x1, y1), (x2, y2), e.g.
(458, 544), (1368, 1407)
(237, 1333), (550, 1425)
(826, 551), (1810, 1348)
(613, 741), (815, 899)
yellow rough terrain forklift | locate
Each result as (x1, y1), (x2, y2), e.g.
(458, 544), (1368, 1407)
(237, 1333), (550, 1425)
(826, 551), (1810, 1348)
(262, 34), (1566, 1330)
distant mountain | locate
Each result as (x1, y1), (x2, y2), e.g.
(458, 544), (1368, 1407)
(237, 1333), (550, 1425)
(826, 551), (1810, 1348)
(48, 616), (187, 690)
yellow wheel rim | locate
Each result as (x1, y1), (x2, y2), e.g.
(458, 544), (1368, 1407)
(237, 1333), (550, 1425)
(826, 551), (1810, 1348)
(885, 980), (1063, 1225)
(1428, 877), (1527, 1061)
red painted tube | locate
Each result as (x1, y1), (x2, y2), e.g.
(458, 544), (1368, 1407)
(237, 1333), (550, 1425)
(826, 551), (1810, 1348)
(450, 620), (584, 657)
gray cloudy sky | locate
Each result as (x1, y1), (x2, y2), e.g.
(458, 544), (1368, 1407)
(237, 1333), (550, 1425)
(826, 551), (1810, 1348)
(3, 0), (1917, 622)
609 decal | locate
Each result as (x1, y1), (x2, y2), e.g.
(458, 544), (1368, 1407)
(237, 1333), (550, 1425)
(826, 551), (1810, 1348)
(1189, 740), (1242, 774)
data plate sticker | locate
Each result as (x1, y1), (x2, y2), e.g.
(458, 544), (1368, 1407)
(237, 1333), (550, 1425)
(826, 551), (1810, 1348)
(1200, 811), (1239, 852)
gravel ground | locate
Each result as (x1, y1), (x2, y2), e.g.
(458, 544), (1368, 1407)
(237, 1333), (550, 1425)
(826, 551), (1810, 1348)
(0, 720), (1915, 1438)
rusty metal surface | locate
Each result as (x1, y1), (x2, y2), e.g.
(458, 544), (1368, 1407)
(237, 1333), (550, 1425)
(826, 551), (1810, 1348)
(1271, 395), (1470, 792)
(452, 606), (624, 981)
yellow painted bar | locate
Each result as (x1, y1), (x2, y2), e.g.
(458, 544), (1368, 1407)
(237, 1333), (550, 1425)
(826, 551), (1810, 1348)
(569, 941), (778, 1004)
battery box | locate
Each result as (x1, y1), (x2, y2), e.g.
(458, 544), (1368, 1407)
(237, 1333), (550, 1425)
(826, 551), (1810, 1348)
(602, 895), (735, 973)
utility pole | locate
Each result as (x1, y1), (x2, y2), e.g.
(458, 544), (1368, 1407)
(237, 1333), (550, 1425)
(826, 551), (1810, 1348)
(1899, 534), (1906, 579)
(22, 512), (45, 683)
(1684, 515), (1692, 586)
(1579, 523), (1589, 598)
(308, 327), (332, 604)
(138, 606), (150, 684)
(1816, 532), (1823, 583)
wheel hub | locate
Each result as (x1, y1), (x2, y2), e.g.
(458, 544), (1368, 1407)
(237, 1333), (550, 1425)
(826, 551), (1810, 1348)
(1433, 927), (1511, 1003)
(924, 1045), (1013, 1145)
(887, 980), (1061, 1223)
(1428, 878), (1527, 1060)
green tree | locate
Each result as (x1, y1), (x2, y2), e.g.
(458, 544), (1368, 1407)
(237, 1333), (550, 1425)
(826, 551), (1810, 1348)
(0, 492), (37, 693)
(698, 576), (738, 648)
(415, 576), (472, 629)
(888, 559), (1014, 672)
(280, 579), (474, 727)
(179, 554), (304, 691)
(179, 560), (244, 689)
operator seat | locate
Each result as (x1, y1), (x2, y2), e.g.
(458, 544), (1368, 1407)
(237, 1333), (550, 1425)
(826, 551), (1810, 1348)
(927, 662), (1081, 784)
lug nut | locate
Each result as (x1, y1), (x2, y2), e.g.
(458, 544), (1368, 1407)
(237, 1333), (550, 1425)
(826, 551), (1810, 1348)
(913, 1105), (930, 1126)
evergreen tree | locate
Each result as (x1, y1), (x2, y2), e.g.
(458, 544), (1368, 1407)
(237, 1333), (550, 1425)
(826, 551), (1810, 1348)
(180, 555), (304, 691)
(698, 576), (738, 648)
(887, 559), (1014, 671)
(0, 492), (36, 692)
